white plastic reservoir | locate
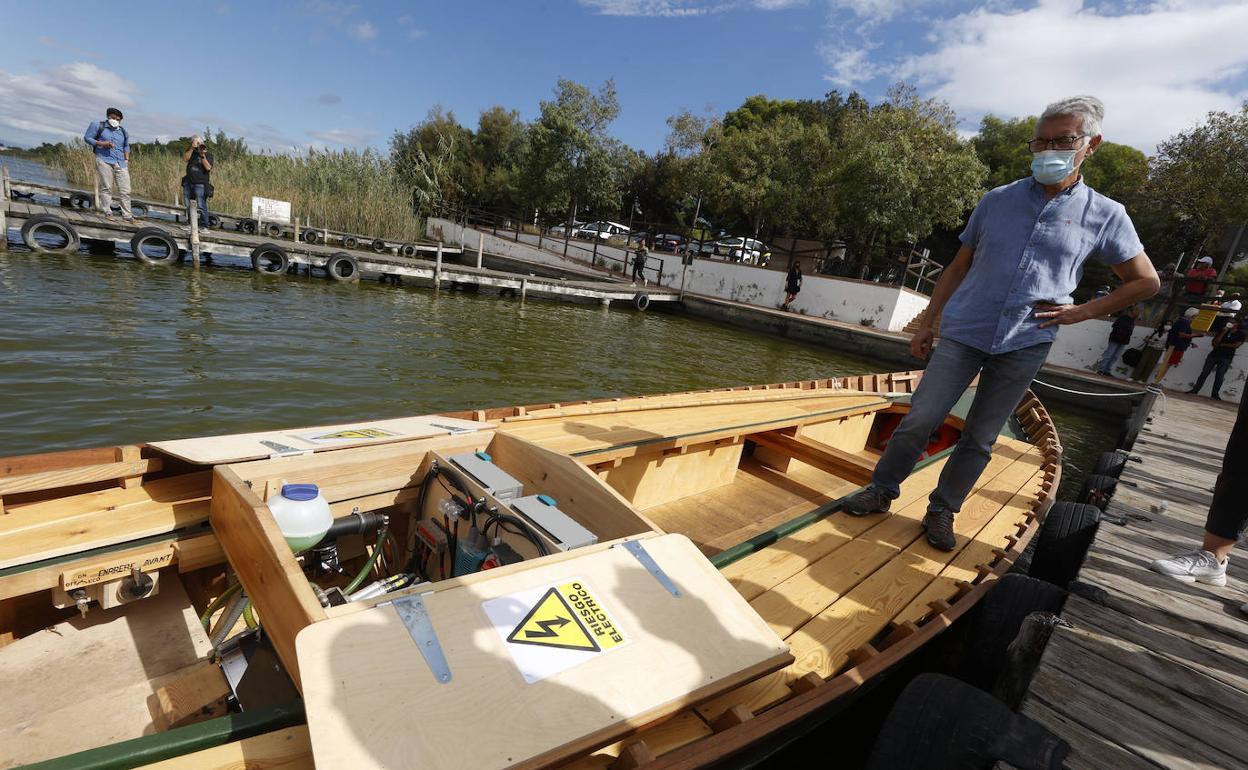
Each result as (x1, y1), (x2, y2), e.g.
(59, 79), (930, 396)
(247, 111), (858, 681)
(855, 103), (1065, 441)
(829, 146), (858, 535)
(267, 483), (333, 553)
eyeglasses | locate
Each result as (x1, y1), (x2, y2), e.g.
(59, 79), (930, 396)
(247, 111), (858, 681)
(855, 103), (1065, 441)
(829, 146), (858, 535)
(1026, 135), (1088, 152)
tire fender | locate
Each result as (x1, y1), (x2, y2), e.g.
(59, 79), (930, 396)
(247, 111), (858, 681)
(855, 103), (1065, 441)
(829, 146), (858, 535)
(1091, 451), (1128, 479)
(251, 243), (290, 275)
(399, 244), (418, 258)
(1078, 474), (1118, 510)
(129, 227), (181, 265)
(325, 252), (360, 283)
(239, 219), (257, 234)
(633, 293), (650, 311)
(372, 239), (388, 253)
(342, 236), (359, 250)
(264, 222), (283, 238)
(70, 192), (93, 210)
(1029, 501), (1102, 588)
(21, 214), (81, 253)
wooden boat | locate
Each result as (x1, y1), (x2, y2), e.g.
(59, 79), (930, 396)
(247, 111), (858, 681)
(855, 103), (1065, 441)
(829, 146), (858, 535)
(0, 370), (1060, 770)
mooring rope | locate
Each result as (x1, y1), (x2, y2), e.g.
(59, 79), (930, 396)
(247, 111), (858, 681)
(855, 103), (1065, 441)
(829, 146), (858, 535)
(1030, 378), (1150, 397)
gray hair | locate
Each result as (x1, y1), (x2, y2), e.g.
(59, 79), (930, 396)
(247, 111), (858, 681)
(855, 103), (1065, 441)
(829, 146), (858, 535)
(1039, 95), (1104, 137)
(192, 134), (204, 145)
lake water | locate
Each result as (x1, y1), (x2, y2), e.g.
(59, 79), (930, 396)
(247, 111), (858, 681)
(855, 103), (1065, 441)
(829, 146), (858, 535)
(1, 157), (1115, 498)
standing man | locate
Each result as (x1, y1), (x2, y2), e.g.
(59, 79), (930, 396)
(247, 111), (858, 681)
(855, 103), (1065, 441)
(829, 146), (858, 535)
(84, 107), (134, 221)
(1097, 305), (1138, 376)
(842, 96), (1159, 551)
(1183, 256), (1217, 303)
(1153, 306), (1198, 383)
(1210, 292), (1241, 334)
(181, 136), (214, 230)
(1187, 319), (1244, 400)
(632, 239), (648, 284)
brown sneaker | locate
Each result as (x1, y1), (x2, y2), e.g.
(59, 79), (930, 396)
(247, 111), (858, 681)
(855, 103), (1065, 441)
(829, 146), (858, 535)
(922, 508), (957, 551)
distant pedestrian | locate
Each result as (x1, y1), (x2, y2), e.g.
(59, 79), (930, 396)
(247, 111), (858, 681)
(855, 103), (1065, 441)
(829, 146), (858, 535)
(1150, 394), (1248, 612)
(1130, 322), (1169, 382)
(781, 262), (802, 310)
(1097, 305), (1137, 376)
(1187, 319), (1244, 400)
(1183, 256), (1217, 302)
(1154, 307), (1199, 383)
(84, 107), (133, 221)
(632, 241), (648, 283)
(181, 135), (214, 230)
(1210, 292), (1242, 334)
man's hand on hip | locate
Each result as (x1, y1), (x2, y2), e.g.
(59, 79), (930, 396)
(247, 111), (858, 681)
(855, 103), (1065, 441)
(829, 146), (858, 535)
(1034, 303), (1090, 328)
(911, 327), (935, 359)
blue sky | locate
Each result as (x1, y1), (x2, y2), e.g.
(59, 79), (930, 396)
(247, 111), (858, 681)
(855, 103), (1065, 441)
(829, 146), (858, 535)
(1, 1), (1246, 155)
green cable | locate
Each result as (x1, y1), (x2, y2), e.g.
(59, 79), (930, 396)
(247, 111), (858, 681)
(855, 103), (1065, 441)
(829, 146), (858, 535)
(199, 582), (241, 632)
(242, 600), (257, 630)
(344, 530), (387, 594)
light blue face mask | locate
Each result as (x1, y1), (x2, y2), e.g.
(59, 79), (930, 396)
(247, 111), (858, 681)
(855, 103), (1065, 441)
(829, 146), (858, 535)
(1031, 150), (1078, 185)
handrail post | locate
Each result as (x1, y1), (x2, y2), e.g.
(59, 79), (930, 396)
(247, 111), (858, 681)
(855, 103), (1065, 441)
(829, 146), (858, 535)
(477, 231), (484, 269)
(435, 241), (444, 289)
(189, 199), (201, 267)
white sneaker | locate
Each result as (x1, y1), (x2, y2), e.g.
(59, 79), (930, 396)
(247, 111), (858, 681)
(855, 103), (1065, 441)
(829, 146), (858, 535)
(1149, 549), (1228, 586)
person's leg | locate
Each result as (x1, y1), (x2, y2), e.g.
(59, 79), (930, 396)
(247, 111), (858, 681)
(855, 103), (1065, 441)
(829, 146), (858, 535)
(193, 184), (210, 227)
(850, 339), (986, 508)
(927, 341), (1052, 515)
(1097, 341), (1123, 374)
(115, 166), (133, 219)
(183, 182), (194, 225)
(1210, 358), (1230, 399)
(1189, 355), (1217, 393)
(95, 158), (114, 214)
(1152, 395), (1248, 585)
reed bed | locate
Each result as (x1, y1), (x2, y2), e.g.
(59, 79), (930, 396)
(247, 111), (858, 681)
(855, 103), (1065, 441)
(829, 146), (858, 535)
(35, 143), (424, 241)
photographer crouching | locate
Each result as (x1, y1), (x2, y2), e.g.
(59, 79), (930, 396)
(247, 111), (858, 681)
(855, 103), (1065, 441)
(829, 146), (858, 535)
(181, 136), (214, 230)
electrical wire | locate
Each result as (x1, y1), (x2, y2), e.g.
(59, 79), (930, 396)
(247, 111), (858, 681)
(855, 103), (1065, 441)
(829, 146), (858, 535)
(344, 530), (387, 595)
(484, 513), (550, 556)
(199, 582), (242, 632)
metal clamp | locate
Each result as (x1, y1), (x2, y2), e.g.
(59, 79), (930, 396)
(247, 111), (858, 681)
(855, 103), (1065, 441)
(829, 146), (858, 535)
(384, 593), (452, 683)
(618, 539), (681, 598)
(259, 440), (311, 458)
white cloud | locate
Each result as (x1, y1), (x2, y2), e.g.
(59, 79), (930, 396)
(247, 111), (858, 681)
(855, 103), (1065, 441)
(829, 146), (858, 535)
(350, 21), (378, 40)
(398, 14), (426, 39)
(308, 128), (379, 147)
(893, 0), (1248, 152)
(819, 41), (882, 86)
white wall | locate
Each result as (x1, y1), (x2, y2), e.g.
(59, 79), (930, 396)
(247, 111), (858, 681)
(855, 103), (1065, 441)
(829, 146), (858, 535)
(427, 218), (609, 275)
(1048, 318), (1246, 402)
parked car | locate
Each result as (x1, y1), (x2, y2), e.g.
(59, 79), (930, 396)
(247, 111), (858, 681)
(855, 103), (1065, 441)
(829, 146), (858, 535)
(681, 239), (717, 256)
(716, 237), (770, 264)
(549, 220), (584, 236)
(628, 231), (650, 246)
(574, 221), (630, 241)
(651, 233), (685, 252)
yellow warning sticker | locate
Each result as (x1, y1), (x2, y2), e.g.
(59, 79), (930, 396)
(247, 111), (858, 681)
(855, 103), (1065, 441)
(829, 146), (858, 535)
(294, 427), (399, 444)
(483, 578), (628, 683)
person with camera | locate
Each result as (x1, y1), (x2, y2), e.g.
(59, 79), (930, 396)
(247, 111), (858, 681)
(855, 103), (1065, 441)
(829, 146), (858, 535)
(181, 135), (214, 230)
(83, 107), (134, 221)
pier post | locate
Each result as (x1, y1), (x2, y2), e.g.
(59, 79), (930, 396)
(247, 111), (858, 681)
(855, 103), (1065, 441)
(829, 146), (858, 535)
(189, 200), (201, 267)
(477, 232), (484, 269)
(521, 278), (528, 303)
(0, 164), (8, 252)
(435, 242), (444, 289)
(1119, 385), (1161, 451)
(293, 216), (300, 244)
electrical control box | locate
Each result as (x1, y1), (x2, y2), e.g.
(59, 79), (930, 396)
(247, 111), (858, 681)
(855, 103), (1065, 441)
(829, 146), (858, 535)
(448, 451), (524, 501)
(510, 495), (598, 552)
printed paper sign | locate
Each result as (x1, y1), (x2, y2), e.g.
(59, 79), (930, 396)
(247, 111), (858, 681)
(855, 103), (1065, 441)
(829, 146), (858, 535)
(482, 578), (628, 683)
(61, 547), (174, 590)
(292, 427), (399, 445)
(251, 196), (292, 224)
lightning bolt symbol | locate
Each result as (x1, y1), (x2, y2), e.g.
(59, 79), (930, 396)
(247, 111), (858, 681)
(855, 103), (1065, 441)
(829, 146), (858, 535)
(525, 615), (571, 638)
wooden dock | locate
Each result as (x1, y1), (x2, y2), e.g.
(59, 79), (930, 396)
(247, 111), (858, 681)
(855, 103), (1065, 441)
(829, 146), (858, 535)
(0, 180), (675, 310)
(1015, 394), (1248, 769)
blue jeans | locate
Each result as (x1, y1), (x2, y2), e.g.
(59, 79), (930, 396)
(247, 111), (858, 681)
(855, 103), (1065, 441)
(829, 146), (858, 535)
(872, 338), (1051, 513)
(1098, 341), (1126, 374)
(184, 182), (210, 227)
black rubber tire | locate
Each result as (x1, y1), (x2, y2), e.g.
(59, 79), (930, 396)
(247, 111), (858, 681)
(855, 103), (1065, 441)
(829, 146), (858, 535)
(131, 204), (148, 218)
(302, 229), (321, 244)
(250, 243), (289, 275)
(263, 222), (283, 238)
(207, 215), (222, 229)
(399, 244), (418, 258)
(70, 192), (93, 210)
(372, 239), (388, 253)
(1029, 502), (1101, 588)
(1091, 451), (1128, 479)
(634, 293), (651, 311)
(324, 252), (360, 283)
(1079, 474), (1118, 510)
(239, 219), (257, 234)
(866, 673), (1068, 770)
(342, 236), (359, 250)
(129, 227), (180, 265)
(21, 214), (80, 253)
(954, 574), (1066, 693)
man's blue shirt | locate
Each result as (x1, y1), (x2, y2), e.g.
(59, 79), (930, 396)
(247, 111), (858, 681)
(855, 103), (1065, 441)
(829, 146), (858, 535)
(943, 177), (1143, 354)
(84, 121), (128, 168)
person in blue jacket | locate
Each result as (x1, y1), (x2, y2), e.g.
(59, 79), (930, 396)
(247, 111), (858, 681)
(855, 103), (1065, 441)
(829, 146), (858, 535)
(84, 107), (134, 221)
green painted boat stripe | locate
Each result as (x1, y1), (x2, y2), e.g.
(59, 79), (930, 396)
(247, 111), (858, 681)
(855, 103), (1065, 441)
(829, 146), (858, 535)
(15, 702), (305, 770)
(571, 396), (905, 459)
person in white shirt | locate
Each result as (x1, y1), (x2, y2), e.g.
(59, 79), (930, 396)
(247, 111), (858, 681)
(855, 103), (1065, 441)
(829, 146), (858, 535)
(1211, 292), (1242, 334)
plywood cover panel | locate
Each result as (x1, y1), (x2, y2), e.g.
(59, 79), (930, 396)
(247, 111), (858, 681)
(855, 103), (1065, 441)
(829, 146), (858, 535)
(150, 415), (490, 465)
(297, 534), (789, 770)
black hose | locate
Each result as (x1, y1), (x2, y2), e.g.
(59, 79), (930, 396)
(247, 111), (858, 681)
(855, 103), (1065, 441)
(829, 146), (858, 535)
(315, 511), (386, 546)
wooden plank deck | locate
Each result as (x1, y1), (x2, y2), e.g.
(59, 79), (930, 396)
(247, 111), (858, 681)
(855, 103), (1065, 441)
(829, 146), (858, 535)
(1016, 395), (1248, 770)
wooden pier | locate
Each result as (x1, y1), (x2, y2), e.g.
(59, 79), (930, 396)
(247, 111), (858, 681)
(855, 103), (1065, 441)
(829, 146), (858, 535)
(0, 177), (675, 310)
(1015, 394), (1248, 769)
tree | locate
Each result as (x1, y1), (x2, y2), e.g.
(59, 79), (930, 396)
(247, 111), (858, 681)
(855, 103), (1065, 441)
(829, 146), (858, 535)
(521, 79), (626, 224)
(972, 115), (1035, 190)
(467, 106), (528, 211)
(1080, 142), (1148, 206)
(663, 109), (722, 235)
(390, 106), (473, 209)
